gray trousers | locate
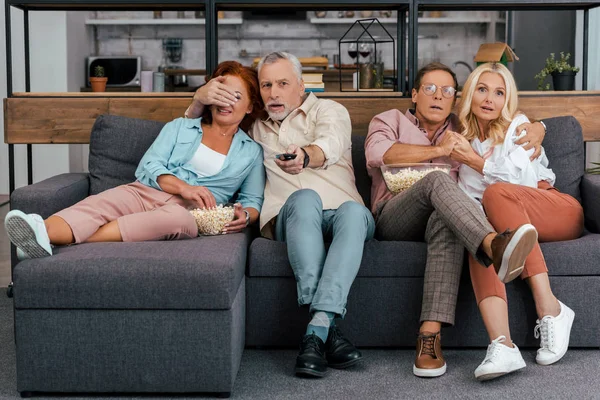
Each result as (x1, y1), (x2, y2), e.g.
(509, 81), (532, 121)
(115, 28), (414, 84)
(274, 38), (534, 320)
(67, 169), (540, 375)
(375, 171), (494, 325)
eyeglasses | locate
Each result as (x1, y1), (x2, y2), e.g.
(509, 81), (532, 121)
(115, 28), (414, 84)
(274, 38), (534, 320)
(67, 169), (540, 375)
(421, 83), (456, 99)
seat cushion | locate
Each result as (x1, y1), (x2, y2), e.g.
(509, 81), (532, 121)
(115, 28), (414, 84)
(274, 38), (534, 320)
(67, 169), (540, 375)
(540, 231), (600, 275)
(248, 237), (428, 278)
(248, 234), (600, 278)
(88, 115), (165, 195)
(14, 232), (250, 310)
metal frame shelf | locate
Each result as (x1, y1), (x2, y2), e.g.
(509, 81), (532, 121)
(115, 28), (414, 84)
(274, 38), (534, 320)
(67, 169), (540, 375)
(417, 0), (600, 10)
(410, 0), (600, 95)
(5, 0), (600, 194)
(84, 18), (243, 25)
(6, 0), (207, 10)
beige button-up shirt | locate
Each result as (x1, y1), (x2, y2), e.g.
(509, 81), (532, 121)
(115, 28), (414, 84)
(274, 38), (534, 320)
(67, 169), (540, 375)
(250, 93), (364, 234)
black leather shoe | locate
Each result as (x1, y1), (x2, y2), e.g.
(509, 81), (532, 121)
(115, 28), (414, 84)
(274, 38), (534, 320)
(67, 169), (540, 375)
(295, 333), (328, 378)
(325, 326), (363, 368)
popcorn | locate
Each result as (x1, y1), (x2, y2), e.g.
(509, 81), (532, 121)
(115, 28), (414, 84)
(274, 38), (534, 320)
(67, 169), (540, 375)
(383, 167), (450, 194)
(189, 205), (235, 236)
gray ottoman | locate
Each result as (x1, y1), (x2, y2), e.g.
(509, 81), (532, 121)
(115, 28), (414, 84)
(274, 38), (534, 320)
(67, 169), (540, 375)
(13, 237), (247, 396)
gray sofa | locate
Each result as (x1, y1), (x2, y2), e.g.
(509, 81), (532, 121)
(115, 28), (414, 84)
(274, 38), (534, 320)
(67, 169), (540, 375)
(247, 115), (600, 348)
(10, 116), (247, 397)
(9, 114), (600, 397)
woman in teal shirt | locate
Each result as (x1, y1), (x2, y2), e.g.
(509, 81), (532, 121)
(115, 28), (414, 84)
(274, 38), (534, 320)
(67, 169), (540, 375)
(5, 61), (265, 259)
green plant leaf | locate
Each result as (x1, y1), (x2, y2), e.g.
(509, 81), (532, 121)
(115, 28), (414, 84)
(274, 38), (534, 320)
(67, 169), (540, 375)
(535, 51), (579, 89)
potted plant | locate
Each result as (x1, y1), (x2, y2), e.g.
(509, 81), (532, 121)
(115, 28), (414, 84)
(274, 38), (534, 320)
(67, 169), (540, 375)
(534, 52), (580, 91)
(90, 65), (108, 92)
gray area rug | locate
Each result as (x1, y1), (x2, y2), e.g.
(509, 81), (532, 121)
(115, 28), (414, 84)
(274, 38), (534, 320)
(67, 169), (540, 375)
(1, 293), (598, 399)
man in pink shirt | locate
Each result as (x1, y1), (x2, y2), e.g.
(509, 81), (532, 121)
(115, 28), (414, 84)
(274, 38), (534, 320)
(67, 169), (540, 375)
(365, 62), (547, 378)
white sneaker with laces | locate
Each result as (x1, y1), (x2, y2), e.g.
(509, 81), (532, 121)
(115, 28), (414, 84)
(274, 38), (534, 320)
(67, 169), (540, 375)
(4, 210), (52, 258)
(474, 335), (526, 381)
(535, 300), (575, 366)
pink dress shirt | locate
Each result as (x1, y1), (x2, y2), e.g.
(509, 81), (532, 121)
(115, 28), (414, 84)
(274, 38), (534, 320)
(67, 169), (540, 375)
(364, 109), (460, 214)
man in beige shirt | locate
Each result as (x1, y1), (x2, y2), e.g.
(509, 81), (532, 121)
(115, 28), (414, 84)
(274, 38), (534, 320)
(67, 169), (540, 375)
(186, 52), (375, 378)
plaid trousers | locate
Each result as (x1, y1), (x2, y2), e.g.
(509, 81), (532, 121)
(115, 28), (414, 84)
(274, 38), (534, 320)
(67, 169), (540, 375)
(375, 171), (494, 325)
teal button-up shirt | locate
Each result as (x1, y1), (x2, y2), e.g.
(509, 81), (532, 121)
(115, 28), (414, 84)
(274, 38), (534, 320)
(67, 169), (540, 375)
(135, 117), (265, 211)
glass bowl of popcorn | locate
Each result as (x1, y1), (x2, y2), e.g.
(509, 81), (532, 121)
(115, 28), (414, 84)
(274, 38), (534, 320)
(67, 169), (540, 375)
(381, 163), (452, 195)
(189, 204), (236, 236)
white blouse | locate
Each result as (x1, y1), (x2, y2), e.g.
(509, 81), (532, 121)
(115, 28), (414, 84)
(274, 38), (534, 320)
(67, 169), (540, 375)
(187, 143), (226, 178)
(458, 114), (556, 204)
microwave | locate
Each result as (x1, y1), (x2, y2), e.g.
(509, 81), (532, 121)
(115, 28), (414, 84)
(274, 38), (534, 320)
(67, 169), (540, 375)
(86, 56), (141, 87)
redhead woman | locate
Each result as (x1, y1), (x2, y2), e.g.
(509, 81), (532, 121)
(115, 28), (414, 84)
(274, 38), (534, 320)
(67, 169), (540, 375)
(5, 61), (265, 257)
(446, 62), (583, 381)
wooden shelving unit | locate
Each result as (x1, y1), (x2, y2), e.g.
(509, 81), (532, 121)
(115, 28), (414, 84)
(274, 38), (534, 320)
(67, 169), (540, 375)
(5, 0), (600, 191)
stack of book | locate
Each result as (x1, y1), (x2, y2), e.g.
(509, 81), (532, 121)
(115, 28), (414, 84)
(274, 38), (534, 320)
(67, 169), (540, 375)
(302, 73), (325, 93)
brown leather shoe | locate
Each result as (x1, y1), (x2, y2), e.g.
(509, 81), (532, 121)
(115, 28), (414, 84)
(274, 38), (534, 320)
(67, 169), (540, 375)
(413, 331), (446, 378)
(491, 223), (538, 283)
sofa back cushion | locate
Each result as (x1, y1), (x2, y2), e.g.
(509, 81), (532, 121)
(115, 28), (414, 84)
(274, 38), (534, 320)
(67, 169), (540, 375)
(351, 135), (372, 209)
(89, 115), (165, 195)
(542, 116), (584, 202)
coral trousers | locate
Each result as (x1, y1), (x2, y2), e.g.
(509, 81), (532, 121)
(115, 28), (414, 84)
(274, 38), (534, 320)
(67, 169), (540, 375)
(55, 181), (198, 243)
(469, 181), (584, 304)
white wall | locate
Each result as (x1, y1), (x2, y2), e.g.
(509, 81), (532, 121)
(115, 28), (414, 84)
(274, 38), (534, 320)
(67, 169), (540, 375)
(585, 8), (600, 167)
(0, 0), (7, 194)
(0, 6), (89, 195)
(1, 5), (29, 194)
(28, 12), (71, 187)
(66, 11), (91, 173)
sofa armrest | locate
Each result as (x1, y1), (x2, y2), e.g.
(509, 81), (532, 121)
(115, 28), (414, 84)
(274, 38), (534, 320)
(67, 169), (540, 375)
(10, 173), (90, 218)
(581, 173), (600, 233)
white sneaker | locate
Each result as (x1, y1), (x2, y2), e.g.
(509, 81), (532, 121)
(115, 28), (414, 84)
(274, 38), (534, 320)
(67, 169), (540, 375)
(535, 300), (575, 366)
(4, 210), (52, 258)
(474, 336), (526, 381)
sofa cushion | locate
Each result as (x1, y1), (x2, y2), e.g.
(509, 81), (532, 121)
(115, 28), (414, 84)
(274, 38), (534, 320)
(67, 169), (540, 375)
(89, 115), (165, 195)
(542, 116), (584, 202)
(351, 135), (372, 209)
(247, 234), (600, 278)
(539, 231), (600, 275)
(248, 237), (426, 278)
(13, 232), (250, 310)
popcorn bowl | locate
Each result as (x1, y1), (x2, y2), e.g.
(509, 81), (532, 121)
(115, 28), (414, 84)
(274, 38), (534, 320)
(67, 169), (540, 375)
(381, 163), (452, 195)
(189, 204), (235, 236)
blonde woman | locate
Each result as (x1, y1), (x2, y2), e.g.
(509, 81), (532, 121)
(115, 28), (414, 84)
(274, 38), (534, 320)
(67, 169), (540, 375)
(446, 63), (583, 381)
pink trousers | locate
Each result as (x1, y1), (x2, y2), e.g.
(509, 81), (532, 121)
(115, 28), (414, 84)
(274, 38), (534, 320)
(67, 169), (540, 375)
(469, 181), (584, 304)
(55, 181), (198, 243)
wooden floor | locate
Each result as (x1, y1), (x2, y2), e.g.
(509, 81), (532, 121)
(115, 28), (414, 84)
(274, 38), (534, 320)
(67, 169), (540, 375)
(0, 203), (11, 288)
